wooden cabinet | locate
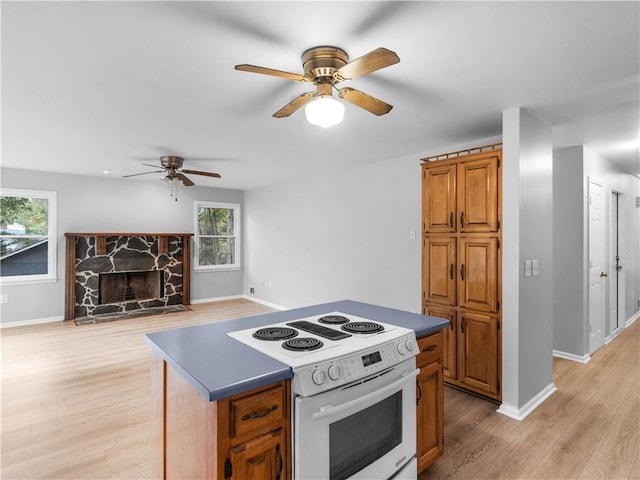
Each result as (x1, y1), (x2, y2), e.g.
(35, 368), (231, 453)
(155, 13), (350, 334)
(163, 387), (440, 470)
(458, 237), (499, 313)
(423, 164), (457, 233)
(421, 147), (502, 401)
(423, 237), (457, 306)
(459, 311), (499, 395)
(227, 428), (285, 480)
(222, 384), (288, 480)
(424, 304), (457, 379)
(456, 157), (499, 233)
(152, 357), (291, 480)
(422, 157), (499, 235)
(416, 331), (444, 473)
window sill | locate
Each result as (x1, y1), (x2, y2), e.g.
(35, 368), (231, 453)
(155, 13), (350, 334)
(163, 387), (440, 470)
(0, 276), (58, 286)
(194, 266), (242, 273)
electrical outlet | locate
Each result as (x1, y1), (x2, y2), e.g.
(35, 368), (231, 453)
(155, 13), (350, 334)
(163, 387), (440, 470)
(249, 287), (255, 295)
(409, 230), (416, 240)
(0, 295), (7, 304)
(524, 260), (532, 277)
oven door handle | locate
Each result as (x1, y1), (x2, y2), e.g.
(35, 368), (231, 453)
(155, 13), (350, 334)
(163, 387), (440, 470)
(311, 368), (420, 422)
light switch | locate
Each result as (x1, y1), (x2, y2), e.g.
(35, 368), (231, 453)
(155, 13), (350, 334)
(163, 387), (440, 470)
(532, 259), (539, 276)
(524, 260), (532, 277)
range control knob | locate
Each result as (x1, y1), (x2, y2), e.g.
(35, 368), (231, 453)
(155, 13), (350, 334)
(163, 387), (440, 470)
(405, 338), (414, 352)
(328, 365), (341, 381)
(312, 369), (326, 385)
(397, 342), (407, 355)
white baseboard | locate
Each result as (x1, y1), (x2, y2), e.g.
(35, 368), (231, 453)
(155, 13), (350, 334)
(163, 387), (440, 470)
(190, 294), (245, 304)
(0, 315), (65, 328)
(626, 311), (639, 328)
(191, 294), (288, 311)
(242, 295), (288, 311)
(552, 349), (591, 364)
(497, 382), (558, 421)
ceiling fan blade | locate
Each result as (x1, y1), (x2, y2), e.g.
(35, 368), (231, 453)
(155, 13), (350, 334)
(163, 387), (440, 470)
(235, 64), (307, 82)
(176, 173), (195, 186)
(338, 87), (393, 116)
(334, 47), (400, 81)
(182, 169), (221, 179)
(142, 162), (163, 169)
(122, 170), (163, 178)
(273, 91), (316, 118)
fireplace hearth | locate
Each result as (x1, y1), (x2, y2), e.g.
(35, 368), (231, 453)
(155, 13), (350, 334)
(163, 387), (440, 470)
(65, 232), (192, 322)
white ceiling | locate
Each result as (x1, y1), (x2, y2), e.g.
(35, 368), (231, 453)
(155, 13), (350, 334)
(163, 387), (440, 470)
(2, 1), (639, 190)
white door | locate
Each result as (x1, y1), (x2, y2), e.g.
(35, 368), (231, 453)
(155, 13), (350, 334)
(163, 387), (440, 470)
(588, 179), (606, 354)
(609, 191), (620, 332)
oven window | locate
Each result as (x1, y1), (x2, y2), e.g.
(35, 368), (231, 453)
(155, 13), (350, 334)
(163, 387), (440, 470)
(329, 391), (402, 480)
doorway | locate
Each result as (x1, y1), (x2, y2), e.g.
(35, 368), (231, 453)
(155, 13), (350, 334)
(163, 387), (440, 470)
(588, 178), (606, 354)
(609, 190), (623, 335)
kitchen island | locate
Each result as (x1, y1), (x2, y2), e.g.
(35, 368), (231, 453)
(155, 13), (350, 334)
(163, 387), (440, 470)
(145, 299), (449, 479)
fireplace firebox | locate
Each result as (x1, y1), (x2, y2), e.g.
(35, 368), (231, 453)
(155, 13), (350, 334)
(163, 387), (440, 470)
(99, 270), (163, 304)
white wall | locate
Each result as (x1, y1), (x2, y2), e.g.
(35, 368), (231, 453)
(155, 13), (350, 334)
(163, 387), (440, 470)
(501, 107), (555, 417)
(553, 146), (587, 357)
(0, 168), (244, 325)
(244, 153), (423, 312)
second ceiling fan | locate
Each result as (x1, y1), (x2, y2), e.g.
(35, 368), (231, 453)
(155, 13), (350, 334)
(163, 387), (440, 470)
(235, 46), (400, 127)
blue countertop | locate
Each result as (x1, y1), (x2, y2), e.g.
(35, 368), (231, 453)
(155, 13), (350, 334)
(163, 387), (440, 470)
(144, 300), (449, 401)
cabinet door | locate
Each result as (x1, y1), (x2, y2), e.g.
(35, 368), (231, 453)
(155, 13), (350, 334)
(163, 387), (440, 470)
(423, 164), (456, 233)
(424, 305), (457, 380)
(458, 311), (499, 395)
(457, 156), (499, 233)
(416, 360), (444, 473)
(423, 237), (457, 306)
(229, 428), (286, 480)
(458, 237), (498, 312)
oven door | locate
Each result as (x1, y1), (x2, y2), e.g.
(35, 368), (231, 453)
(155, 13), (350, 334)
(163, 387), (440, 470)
(294, 357), (418, 480)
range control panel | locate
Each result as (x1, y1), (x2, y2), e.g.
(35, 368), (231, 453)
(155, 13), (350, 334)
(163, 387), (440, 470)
(292, 332), (417, 397)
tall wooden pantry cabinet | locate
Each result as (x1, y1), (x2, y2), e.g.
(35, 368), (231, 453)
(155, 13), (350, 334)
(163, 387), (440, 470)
(421, 145), (502, 401)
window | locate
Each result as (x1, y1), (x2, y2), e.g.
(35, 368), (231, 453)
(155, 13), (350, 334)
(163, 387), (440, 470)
(194, 201), (240, 270)
(0, 189), (57, 283)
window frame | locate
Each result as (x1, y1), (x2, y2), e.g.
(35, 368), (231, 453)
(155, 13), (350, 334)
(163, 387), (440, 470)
(193, 200), (241, 271)
(0, 188), (58, 285)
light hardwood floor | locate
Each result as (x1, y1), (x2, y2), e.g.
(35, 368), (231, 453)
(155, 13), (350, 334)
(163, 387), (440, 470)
(1, 299), (638, 479)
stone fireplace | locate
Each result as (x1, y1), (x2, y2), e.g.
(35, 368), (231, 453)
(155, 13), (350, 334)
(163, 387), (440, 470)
(64, 233), (192, 322)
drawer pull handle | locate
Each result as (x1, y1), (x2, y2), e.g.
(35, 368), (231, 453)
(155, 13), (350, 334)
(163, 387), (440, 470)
(275, 443), (283, 480)
(241, 404), (278, 421)
(423, 345), (438, 352)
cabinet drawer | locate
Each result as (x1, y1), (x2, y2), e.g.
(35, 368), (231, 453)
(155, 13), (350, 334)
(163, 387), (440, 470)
(230, 385), (285, 440)
(417, 331), (443, 368)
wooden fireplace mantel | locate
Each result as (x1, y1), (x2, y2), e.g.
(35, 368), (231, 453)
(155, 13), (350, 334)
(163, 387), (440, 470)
(64, 233), (193, 321)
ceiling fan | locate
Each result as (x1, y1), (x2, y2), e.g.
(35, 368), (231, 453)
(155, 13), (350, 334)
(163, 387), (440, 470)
(235, 46), (400, 126)
(123, 156), (221, 186)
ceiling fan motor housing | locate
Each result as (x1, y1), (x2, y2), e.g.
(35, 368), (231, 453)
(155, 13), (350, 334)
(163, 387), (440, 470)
(302, 46), (348, 83)
(160, 156), (184, 169)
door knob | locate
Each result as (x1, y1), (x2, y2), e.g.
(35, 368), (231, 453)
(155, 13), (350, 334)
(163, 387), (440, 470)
(600, 272), (608, 277)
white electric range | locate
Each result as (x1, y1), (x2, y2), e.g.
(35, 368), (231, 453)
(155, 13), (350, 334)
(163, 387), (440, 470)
(227, 311), (419, 480)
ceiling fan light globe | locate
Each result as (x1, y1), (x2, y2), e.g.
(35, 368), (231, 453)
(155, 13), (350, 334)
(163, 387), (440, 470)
(160, 175), (171, 185)
(304, 95), (345, 128)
